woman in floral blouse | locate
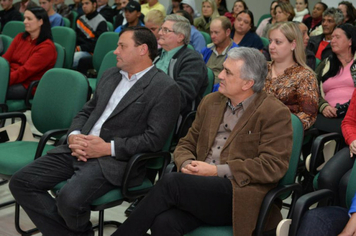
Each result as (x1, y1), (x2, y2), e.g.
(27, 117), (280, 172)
(264, 22), (319, 130)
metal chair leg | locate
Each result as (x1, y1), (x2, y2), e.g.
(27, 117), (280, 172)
(15, 202), (39, 235)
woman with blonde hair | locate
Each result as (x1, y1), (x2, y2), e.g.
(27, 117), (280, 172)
(194, 0), (220, 33)
(144, 9), (165, 44)
(264, 22), (319, 130)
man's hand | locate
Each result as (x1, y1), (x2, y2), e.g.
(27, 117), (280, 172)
(181, 161), (217, 176)
(322, 105), (338, 118)
(350, 140), (356, 158)
(338, 213), (356, 236)
(68, 134), (89, 162)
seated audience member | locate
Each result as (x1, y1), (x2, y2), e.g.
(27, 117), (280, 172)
(175, 10), (206, 52)
(40, 0), (65, 27)
(69, 0), (84, 16)
(256, 1), (277, 37)
(180, 0), (199, 19)
(275, 2), (295, 23)
(0, 0), (23, 32)
(73, 0), (107, 69)
(141, 0), (166, 17)
(144, 9), (164, 48)
(166, 0), (182, 15)
(314, 24), (356, 134)
(13, 0), (37, 13)
(96, 0), (114, 22)
(215, 0), (227, 16)
(111, 0), (121, 15)
(9, 26), (181, 236)
(231, 10), (263, 50)
(307, 8), (344, 61)
(265, 22), (318, 130)
(293, 0), (309, 22)
(201, 16), (238, 83)
(338, 1), (356, 25)
(224, 0), (247, 25)
(194, 0), (220, 34)
(296, 193), (355, 236)
(111, 46), (294, 236)
(155, 14), (208, 115)
(3, 7), (57, 100)
(114, 0), (127, 28)
(54, 0), (73, 24)
(114, 1), (144, 33)
(303, 2), (328, 33)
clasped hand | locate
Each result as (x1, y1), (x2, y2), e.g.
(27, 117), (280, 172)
(68, 134), (110, 162)
(181, 161), (217, 176)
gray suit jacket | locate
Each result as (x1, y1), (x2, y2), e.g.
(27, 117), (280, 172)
(49, 66), (181, 186)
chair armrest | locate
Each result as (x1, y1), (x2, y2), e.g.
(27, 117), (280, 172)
(0, 103), (9, 127)
(288, 189), (334, 236)
(309, 133), (343, 176)
(25, 80), (40, 108)
(34, 129), (68, 159)
(121, 151), (172, 199)
(165, 162), (177, 174)
(0, 112), (27, 140)
(255, 183), (303, 236)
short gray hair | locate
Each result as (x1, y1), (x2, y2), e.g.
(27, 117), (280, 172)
(323, 7), (344, 25)
(164, 14), (191, 45)
(227, 47), (267, 93)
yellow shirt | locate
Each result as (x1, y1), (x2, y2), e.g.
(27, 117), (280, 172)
(141, 2), (166, 17)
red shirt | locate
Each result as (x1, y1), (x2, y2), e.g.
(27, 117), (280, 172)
(3, 33), (57, 89)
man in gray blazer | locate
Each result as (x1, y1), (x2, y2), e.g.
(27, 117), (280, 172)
(9, 26), (181, 236)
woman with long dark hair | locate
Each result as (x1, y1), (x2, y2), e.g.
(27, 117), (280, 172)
(3, 6), (57, 99)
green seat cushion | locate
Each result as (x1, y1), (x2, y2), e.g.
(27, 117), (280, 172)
(6, 100), (27, 112)
(313, 172), (320, 190)
(53, 178), (153, 206)
(88, 78), (97, 94)
(0, 141), (55, 176)
(185, 226), (233, 236)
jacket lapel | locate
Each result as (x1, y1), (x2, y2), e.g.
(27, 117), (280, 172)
(208, 95), (227, 149)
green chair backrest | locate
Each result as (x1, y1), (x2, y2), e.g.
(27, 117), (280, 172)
(54, 42), (65, 68)
(96, 50), (117, 82)
(261, 37), (269, 48)
(257, 14), (271, 28)
(63, 17), (71, 28)
(278, 114), (304, 199)
(106, 21), (114, 31)
(0, 57), (10, 105)
(93, 32), (119, 72)
(71, 10), (78, 30)
(199, 31), (212, 45)
(0, 35), (13, 55)
(31, 68), (89, 134)
(187, 44), (194, 50)
(203, 68), (214, 97)
(52, 26), (76, 69)
(315, 58), (321, 69)
(2, 21), (25, 38)
(346, 160), (356, 209)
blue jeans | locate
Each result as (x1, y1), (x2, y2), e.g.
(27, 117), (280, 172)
(73, 51), (91, 69)
(297, 206), (349, 236)
(9, 153), (116, 236)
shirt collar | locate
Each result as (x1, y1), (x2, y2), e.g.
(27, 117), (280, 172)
(120, 65), (154, 81)
(160, 45), (184, 59)
(226, 93), (257, 114)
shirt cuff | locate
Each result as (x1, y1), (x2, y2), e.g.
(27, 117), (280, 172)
(111, 140), (115, 157)
(217, 164), (233, 179)
(67, 130), (81, 143)
(181, 160), (192, 170)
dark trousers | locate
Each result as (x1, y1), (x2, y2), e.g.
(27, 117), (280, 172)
(317, 147), (355, 207)
(9, 153), (116, 236)
(112, 172), (233, 236)
(314, 114), (344, 134)
(7, 84), (28, 100)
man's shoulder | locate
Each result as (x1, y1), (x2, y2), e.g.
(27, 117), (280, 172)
(175, 46), (203, 59)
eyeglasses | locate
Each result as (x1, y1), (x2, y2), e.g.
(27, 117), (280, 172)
(159, 27), (175, 34)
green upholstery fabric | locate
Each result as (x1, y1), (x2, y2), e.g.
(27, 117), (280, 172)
(92, 32), (119, 72)
(88, 50), (117, 93)
(313, 172), (319, 190)
(52, 26), (77, 69)
(2, 21), (25, 38)
(199, 31), (212, 45)
(204, 68), (214, 97)
(54, 42), (65, 68)
(31, 69), (88, 134)
(184, 114), (304, 236)
(0, 57), (9, 105)
(6, 100), (27, 112)
(0, 142), (55, 176)
(106, 21), (113, 31)
(71, 11), (78, 30)
(0, 35), (13, 55)
(261, 37), (269, 48)
(63, 17), (71, 28)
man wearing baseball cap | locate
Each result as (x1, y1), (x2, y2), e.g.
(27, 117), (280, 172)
(114, 1), (144, 33)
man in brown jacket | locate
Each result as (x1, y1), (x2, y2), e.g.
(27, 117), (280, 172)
(111, 47), (293, 236)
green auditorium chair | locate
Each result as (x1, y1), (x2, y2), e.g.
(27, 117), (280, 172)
(52, 26), (76, 69)
(2, 21), (25, 38)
